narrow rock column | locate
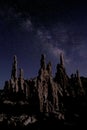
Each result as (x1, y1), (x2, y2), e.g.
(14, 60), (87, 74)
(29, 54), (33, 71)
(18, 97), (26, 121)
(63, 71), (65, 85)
(19, 68), (24, 92)
(11, 55), (17, 80)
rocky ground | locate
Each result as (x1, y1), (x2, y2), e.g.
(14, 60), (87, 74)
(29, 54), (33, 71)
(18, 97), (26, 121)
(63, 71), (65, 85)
(0, 102), (86, 129)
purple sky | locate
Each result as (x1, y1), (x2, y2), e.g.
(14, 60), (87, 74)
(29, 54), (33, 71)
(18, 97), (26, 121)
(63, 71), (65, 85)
(0, 0), (87, 88)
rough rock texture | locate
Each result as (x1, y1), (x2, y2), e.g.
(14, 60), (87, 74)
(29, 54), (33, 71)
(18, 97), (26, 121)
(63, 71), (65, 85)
(37, 54), (59, 113)
(70, 70), (85, 97)
(54, 53), (70, 96)
(3, 53), (85, 122)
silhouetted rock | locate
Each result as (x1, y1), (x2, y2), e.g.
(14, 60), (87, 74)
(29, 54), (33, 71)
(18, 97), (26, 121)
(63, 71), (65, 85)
(0, 53), (86, 128)
(37, 54), (59, 113)
(54, 53), (70, 96)
(70, 70), (85, 97)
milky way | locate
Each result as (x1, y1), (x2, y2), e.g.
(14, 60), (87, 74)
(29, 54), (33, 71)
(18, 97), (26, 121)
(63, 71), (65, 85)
(0, 0), (87, 88)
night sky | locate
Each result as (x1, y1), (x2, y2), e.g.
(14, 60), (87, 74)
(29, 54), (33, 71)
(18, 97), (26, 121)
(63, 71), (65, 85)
(0, 0), (87, 88)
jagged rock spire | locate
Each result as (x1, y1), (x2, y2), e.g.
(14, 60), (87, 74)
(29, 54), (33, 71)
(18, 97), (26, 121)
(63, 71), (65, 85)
(47, 62), (52, 76)
(76, 70), (80, 78)
(19, 68), (24, 79)
(76, 70), (82, 88)
(54, 53), (69, 96)
(11, 55), (17, 80)
(60, 53), (64, 67)
(19, 68), (24, 92)
(76, 69), (85, 96)
(40, 54), (46, 70)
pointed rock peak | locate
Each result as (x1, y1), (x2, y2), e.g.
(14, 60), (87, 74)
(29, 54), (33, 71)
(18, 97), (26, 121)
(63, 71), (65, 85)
(41, 54), (46, 60)
(47, 62), (51, 67)
(40, 54), (46, 70)
(11, 55), (17, 80)
(60, 53), (64, 67)
(47, 62), (52, 75)
(76, 69), (80, 78)
(19, 68), (24, 79)
(13, 55), (17, 61)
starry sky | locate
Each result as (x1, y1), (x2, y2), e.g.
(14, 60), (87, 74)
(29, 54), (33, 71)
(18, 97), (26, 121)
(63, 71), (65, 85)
(0, 0), (87, 88)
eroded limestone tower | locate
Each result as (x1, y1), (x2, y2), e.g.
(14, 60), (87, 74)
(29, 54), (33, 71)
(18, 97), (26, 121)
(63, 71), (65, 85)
(11, 55), (17, 80)
(37, 54), (59, 113)
(55, 53), (69, 96)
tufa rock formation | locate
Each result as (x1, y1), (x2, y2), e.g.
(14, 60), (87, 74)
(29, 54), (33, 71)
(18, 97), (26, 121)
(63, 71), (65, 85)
(70, 70), (85, 97)
(3, 53), (85, 120)
(37, 54), (59, 113)
(54, 53), (70, 96)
